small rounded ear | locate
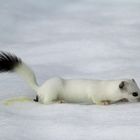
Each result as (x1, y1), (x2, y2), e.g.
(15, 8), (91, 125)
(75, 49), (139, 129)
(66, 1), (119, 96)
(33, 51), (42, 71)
(119, 81), (125, 89)
(132, 79), (136, 83)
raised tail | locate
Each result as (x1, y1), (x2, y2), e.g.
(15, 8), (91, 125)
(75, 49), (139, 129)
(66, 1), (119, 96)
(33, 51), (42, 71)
(0, 51), (39, 92)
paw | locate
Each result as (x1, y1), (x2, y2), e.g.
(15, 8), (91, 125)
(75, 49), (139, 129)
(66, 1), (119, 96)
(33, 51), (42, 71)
(56, 100), (65, 104)
(102, 100), (110, 105)
(60, 100), (65, 103)
(96, 100), (111, 105)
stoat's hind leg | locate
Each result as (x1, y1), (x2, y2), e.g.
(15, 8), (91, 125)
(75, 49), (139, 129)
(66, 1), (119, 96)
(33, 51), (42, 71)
(54, 100), (65, 104)
(39, 96), (64, 105)
(97, 100), (111, 105)
(93, 98), (111, 105)
(59, 100), (65, 103)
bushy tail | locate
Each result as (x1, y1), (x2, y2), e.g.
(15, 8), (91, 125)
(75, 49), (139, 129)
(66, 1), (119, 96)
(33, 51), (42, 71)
(0, 51), (39, 91)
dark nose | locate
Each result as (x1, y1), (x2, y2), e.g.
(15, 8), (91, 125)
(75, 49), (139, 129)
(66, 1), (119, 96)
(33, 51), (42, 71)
(132, 92), (138, 97)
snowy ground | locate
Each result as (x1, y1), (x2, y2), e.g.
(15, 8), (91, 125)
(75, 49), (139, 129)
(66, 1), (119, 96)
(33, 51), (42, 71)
(0, 0), (140, 139)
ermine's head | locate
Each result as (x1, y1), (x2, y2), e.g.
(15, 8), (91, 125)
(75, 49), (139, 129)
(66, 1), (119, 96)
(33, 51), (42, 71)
(119, 79), (140, 102)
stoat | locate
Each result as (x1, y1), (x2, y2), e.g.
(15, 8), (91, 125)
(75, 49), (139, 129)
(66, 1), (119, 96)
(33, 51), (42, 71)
(0, 52), (140, 105)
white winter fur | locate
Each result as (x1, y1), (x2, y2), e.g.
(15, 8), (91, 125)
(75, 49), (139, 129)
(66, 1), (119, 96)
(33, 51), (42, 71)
(37, 78), (140, 105)
(14, 63), (140, 105)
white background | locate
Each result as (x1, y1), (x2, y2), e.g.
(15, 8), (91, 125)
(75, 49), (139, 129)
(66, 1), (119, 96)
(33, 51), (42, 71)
(0, 0), (140, 139)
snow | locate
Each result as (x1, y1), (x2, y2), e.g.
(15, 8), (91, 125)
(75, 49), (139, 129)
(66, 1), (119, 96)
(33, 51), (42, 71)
(0, 0), (140, 139)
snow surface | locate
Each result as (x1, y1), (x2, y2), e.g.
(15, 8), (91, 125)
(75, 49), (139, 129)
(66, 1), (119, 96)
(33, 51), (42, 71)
(0, 0), (140, 139)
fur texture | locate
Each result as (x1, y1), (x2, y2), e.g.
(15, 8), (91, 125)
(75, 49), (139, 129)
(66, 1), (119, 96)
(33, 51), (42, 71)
(0, 52), (38, 91)
(37, 78), (140, 105)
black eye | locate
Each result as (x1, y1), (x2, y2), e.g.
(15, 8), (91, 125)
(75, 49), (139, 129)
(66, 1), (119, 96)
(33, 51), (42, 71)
(132, 92), (138, 97)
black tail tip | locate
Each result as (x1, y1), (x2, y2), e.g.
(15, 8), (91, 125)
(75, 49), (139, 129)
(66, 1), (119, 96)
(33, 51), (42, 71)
(0, 51), (22, 72)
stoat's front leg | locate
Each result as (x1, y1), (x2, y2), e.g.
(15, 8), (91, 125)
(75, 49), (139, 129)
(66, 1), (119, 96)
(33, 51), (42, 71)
(99, 100), (111, 105)
(92, 98), (111, 105)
